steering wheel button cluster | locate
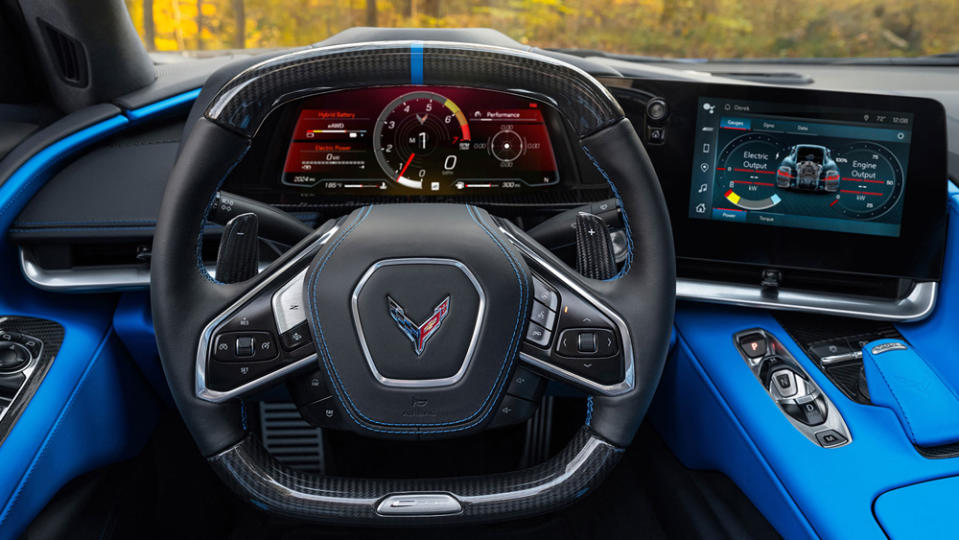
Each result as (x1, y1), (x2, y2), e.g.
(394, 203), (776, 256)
(530, 301), (556, 329)
(555, 328), (617, 358)
(525, 323), (551, 347)
(212, 331), (278, 363)
(550, 355), (622, 385)
(280, 321), (312, 351)
(531, 275), (559, 311)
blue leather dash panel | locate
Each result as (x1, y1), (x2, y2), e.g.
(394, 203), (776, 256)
(874, 475), (959, 539)
(863, 339), (959, 447)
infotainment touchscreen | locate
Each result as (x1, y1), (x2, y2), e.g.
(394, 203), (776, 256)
(688, 97), (912, 237)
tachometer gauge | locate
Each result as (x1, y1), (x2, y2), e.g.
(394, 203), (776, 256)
(831, 142), (905, 219)
(373, 91), (471, 190)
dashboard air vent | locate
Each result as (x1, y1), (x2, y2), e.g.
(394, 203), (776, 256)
(38, 20), (88, 87)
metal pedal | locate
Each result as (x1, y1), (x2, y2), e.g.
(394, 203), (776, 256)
(258, 402), (325, 473)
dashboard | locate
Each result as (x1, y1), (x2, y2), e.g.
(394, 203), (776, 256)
(9, 52), (950, 320)
(220, 78), (947, 284)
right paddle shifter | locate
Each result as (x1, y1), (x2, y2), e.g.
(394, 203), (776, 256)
(734, 328), (852, 448)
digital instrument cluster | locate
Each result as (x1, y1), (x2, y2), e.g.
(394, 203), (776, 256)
(282, 86), (560, 195)
(688, 97), (913, 237)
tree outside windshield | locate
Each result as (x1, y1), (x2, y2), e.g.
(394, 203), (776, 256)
(124, 0), (959, 59)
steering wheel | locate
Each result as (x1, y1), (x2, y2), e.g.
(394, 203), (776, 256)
(151, 42), (674, 523)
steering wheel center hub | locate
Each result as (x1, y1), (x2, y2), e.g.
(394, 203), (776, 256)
(302, 204), (530, 438)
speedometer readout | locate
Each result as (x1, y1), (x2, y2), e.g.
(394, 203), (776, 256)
(373, 91), (471, 190)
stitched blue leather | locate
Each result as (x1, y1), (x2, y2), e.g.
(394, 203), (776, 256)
(862, 339), (959, 447)
(307, 205), (528, 433)
(874, 475), (959, 539)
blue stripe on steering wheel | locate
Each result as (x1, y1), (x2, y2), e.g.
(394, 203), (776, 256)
(410, 42), (424, 85)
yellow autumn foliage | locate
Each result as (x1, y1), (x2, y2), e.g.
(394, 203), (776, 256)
(124, 0), (959, 58)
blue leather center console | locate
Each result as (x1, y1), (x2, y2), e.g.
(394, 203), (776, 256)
(862, 339), (959, 447)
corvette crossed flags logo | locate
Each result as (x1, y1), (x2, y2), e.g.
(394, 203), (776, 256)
(387, 295), (451, 356)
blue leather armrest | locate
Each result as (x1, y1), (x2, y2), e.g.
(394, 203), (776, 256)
(862, 339), (959, 447)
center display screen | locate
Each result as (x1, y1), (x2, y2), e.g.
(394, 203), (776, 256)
(688, 97), (913, 237)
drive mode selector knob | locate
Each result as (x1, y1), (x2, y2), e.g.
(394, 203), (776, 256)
(0, 342), (31, 373)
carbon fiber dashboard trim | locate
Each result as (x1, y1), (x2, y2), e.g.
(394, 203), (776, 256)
(204, 41), (624, 139)
(209, 426), (622, 523)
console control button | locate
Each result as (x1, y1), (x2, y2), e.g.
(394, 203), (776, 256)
(0, 342), (30, 373)
(525, 323), (551, 348)
(771, 369), (798, 398)
(531, 275), (559, 311)
(0, 373), (25, 398)
(738, 333), (768, 359)
(784, 398), (827, 426)
(815, 429), (848, 448)
(810, 340), (852, 360)
(530, 301), (556, 330)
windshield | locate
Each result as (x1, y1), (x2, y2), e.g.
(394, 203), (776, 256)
(123, 0), (959, 60)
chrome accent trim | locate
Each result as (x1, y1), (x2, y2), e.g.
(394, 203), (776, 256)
(734, 328), (852, 449)
(350, 258), (486, 389)
(20, 248), (270, 292)
(819, 350), (863, 366)
(497, 227), (635, 397)
(375, 493), (462, 516)
(195, 226), (339, 403)
(677, 278), (937, 322)
(271, 269), (307, 334)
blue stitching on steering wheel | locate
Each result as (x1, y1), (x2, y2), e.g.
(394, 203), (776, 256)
(195, 146), (251, 284)
(581, 145), (634, 281)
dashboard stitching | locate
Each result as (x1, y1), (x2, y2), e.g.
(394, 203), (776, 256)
(581, 145), (633, 280)
(305, 204), (526, 433)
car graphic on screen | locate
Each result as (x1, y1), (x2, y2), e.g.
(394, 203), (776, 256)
(776, 144), (841, 192)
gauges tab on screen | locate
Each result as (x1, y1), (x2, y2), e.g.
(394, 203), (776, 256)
(689, 97), (912, 237)
(281, 86), (560, 195)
